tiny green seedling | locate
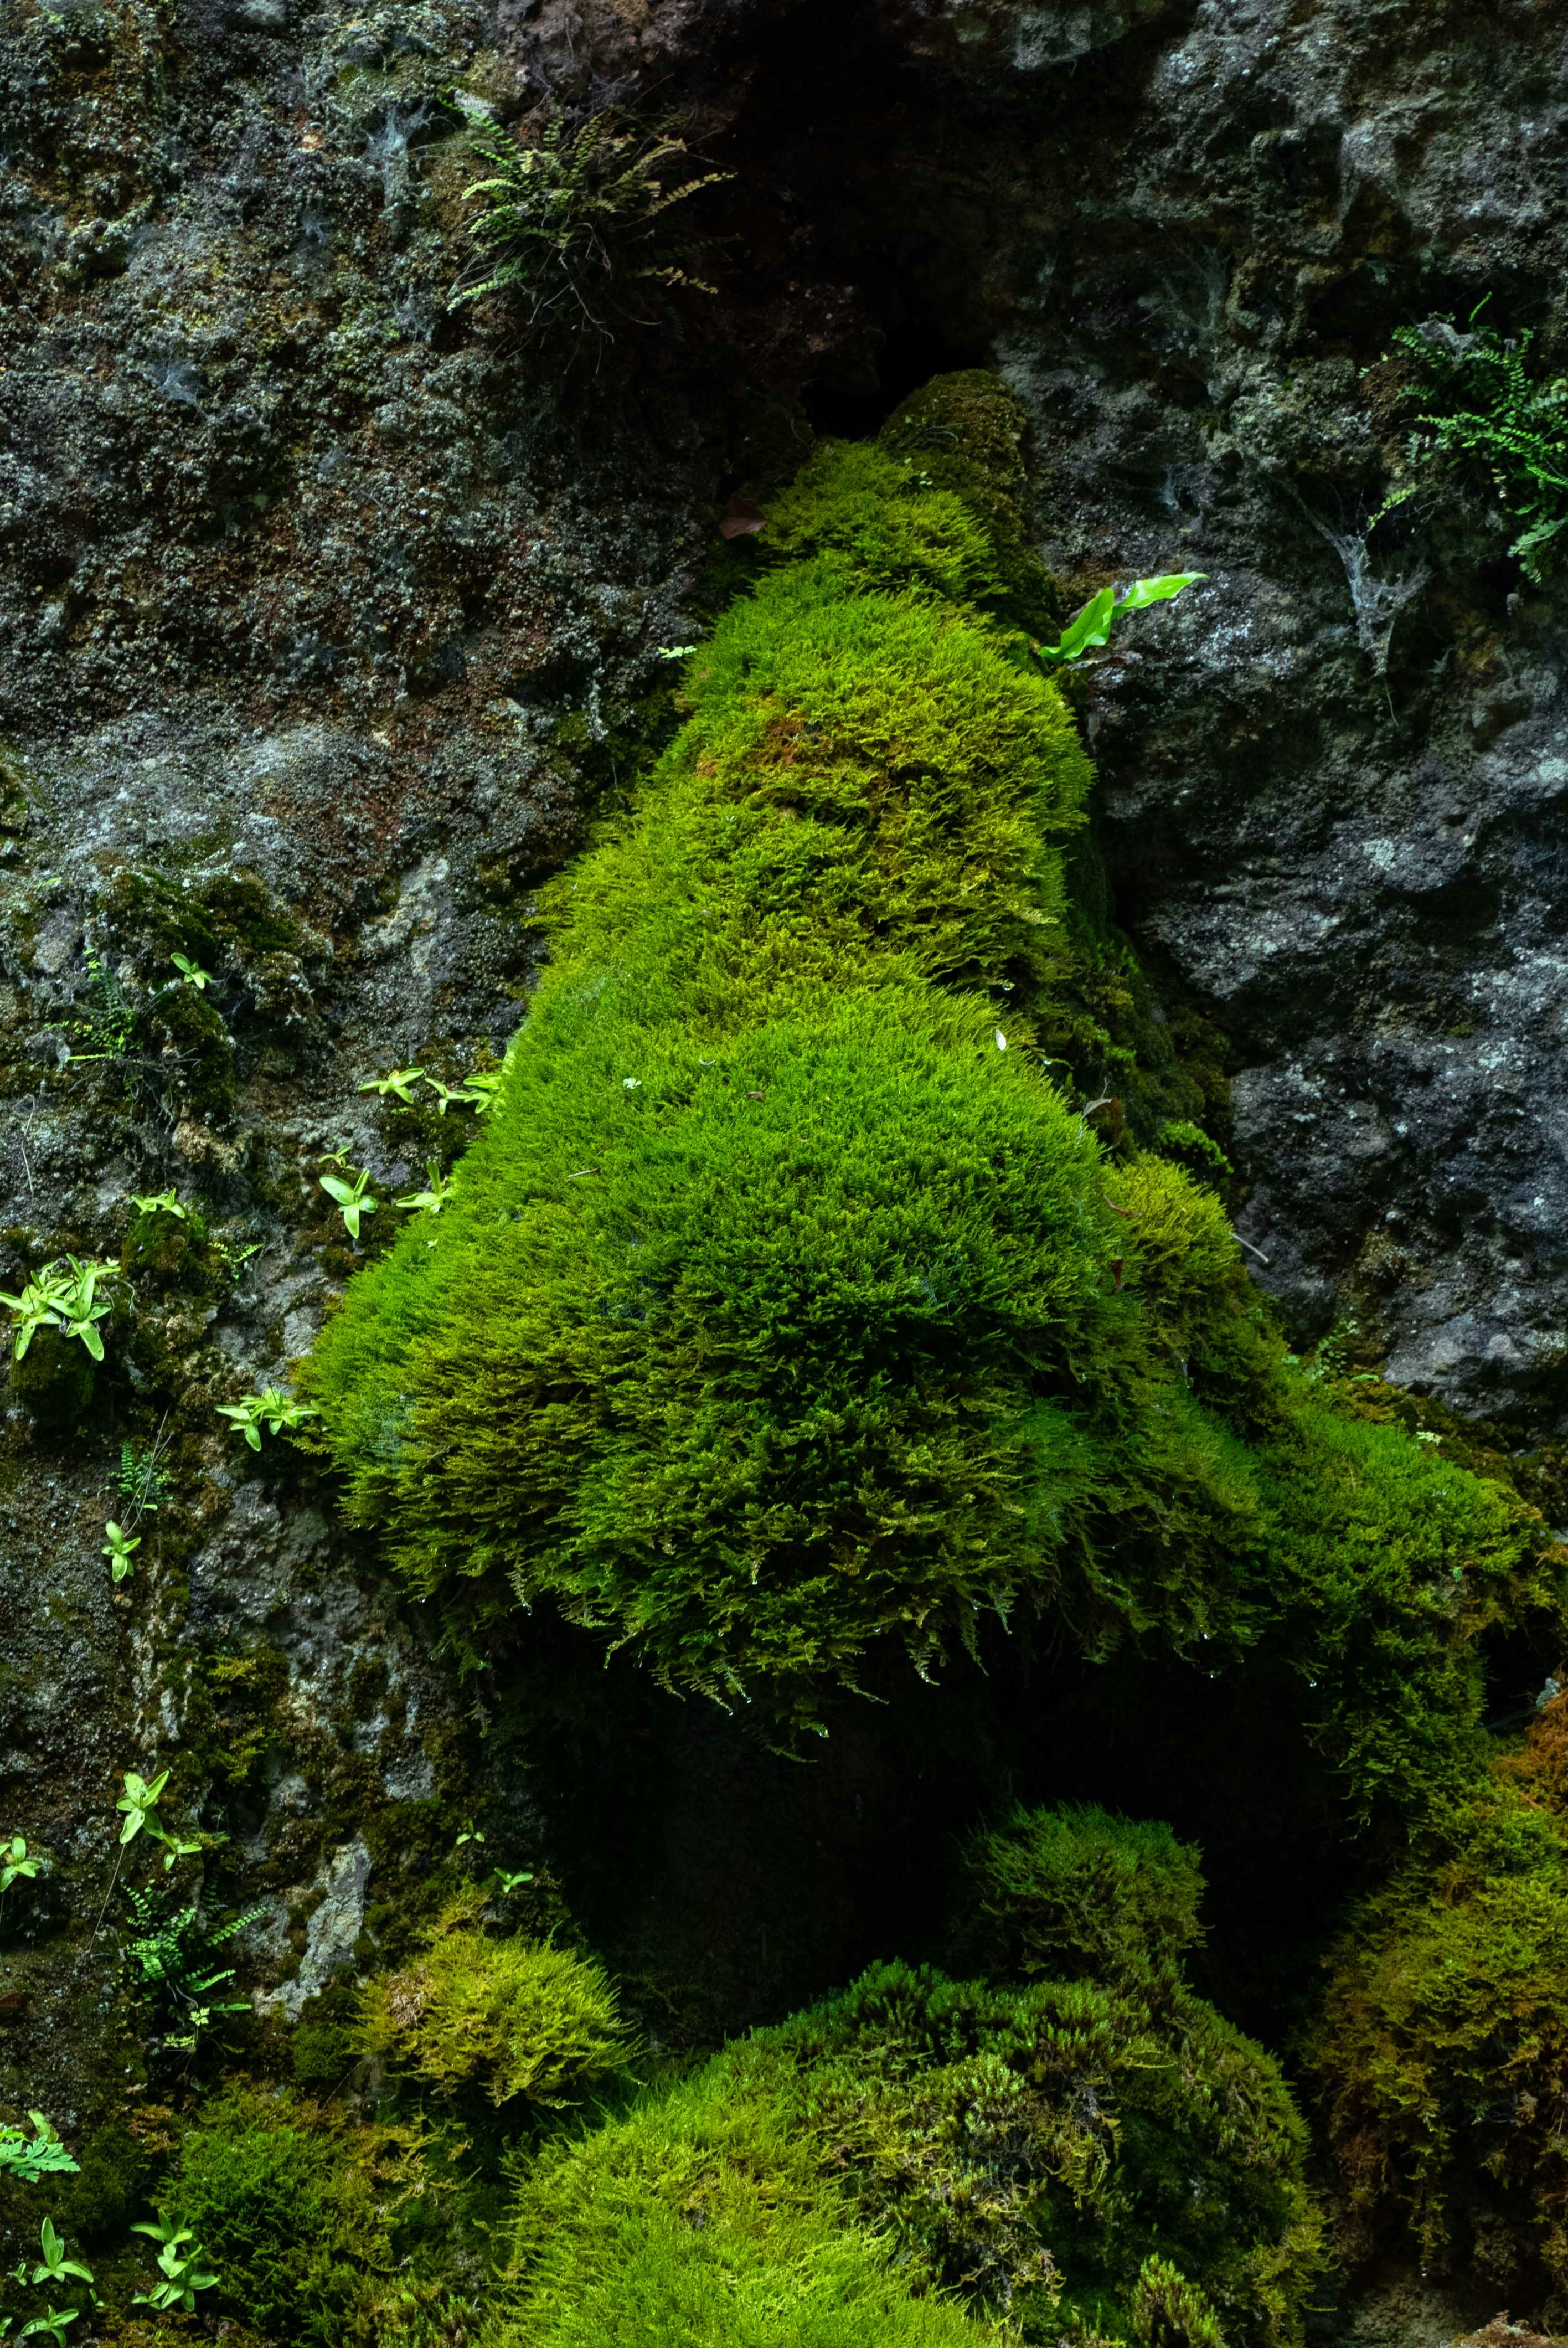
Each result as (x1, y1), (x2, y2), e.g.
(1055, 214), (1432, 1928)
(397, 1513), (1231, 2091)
(169, 952), (211, 990)
(1029, 572), (1207, 665)
(460, 1069), (504, 1113)
(455, 1819), (486, 1849)
(131, 2217), (218, 2314)
(117, 1771), (170, 1850)
(654, 644), (697, 660)
(216, 1387), (319, 1451)
(424, 1078), (476, 1115)
(156, 1834), (207, 1873)
(1, 1835), (39, 1898)
(129, 1190), (187, 1221)
(22, 2219), (94, 2291)
(396, 1161), (452, 1215)
(491, 1866), (535, 1894)
(320, 1156), (378, 1238)
(102, 1521), (140, 1584)
(359, 1067), (426, 1104)
(0, 2115), (78, 2186)
(17, 2306), (79, 2345)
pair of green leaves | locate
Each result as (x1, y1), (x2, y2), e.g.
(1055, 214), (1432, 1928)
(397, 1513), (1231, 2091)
(103, 1522), (140, 1583)
(1030, 572), (1206, 665)
(1, 1835), (39, 1897)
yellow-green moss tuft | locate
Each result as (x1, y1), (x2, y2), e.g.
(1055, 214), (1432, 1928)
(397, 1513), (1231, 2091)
(359, 1896), (631, 2107)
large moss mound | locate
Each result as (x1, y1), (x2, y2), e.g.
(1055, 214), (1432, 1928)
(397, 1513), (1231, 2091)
(494, 1803), (1322, 2347)
(303, 372), (1560, 1797)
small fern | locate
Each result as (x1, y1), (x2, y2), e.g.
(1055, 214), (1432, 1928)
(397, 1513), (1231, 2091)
(124, 1883), (265, 2047)
(1390, 307), (1568, 582)
(450, 112), (729, 332)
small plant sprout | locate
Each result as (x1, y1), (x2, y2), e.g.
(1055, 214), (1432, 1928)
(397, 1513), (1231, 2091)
(216, 1387), (319, 1451)
(94, 1768), (170, 1937)
(396, 1161), (453, 1216)
(424, 1078), (475, 1116)
(131, 2217), (218, 2314)
(491, 1866), (535, 1894)
(169, 952), (211, 990)
(359, 1067), (426, 1104)
(102, 1521), (140, 1584)
(1029, 572), (1208, 665)
(0, 2115), (78, 2185)
(156, 1834), (207, 1873)
(455, 1819), (486, 1850)
(25, 2220), (94, 2291)
(17, 2306), (79, 2345)
(654, 643), (697, 660)
(117, 1771), (171, 1850)
(1, 1258), (120, 1363)
(128, 1189), (186, 1220)
(1, 1835), (39, 1899)
(460, 1069), (504, 1113)
(53, 1258), (116, 1361)
(319, 1156), (378, 1238)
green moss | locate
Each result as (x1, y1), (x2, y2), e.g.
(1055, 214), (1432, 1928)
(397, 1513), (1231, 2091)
(165, 2087), (405, 2346)
(1309, 1691), (1568, 2294)
(290, 1986), (360, 2091)
(496, 2047), (1001, 2348)
(763, 1959), (1321, 2346)
(497, 1936), (1321, 2348)
(358, 1894), (631, 2107)
(953, 1803), (1205, 1997)
(302, 373), (1562, 1807)
(1254, 1395), (1560, 1819)
(9, 1324), (96, 1428)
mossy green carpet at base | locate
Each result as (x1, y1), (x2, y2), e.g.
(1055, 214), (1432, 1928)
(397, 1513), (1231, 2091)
(493, 1805), (1321, 2348)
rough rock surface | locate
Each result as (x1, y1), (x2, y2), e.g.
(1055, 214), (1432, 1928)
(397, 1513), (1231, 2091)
(1, 0), (1566, 2322)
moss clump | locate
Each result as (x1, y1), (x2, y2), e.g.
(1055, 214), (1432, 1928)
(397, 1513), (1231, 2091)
(9, 1322), (96, 1427)
(876, 370), (1066, 635)
(164, 2087), (405, 2346)
(495, 2048), (1001, 2348)
(303, 372), (1561, 1798)
(496, 1874), (1321, 2348)
(953, 1803), (1205, 1997)
(359, 1896), (631, 2107)
(747, 1957), (1320, 2347)
(1309, 1691), (1568, 2295)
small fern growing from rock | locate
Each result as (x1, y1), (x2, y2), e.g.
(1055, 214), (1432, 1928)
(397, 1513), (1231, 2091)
(1390, 307), (1568, 581)
(451, 112), (728, 333)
